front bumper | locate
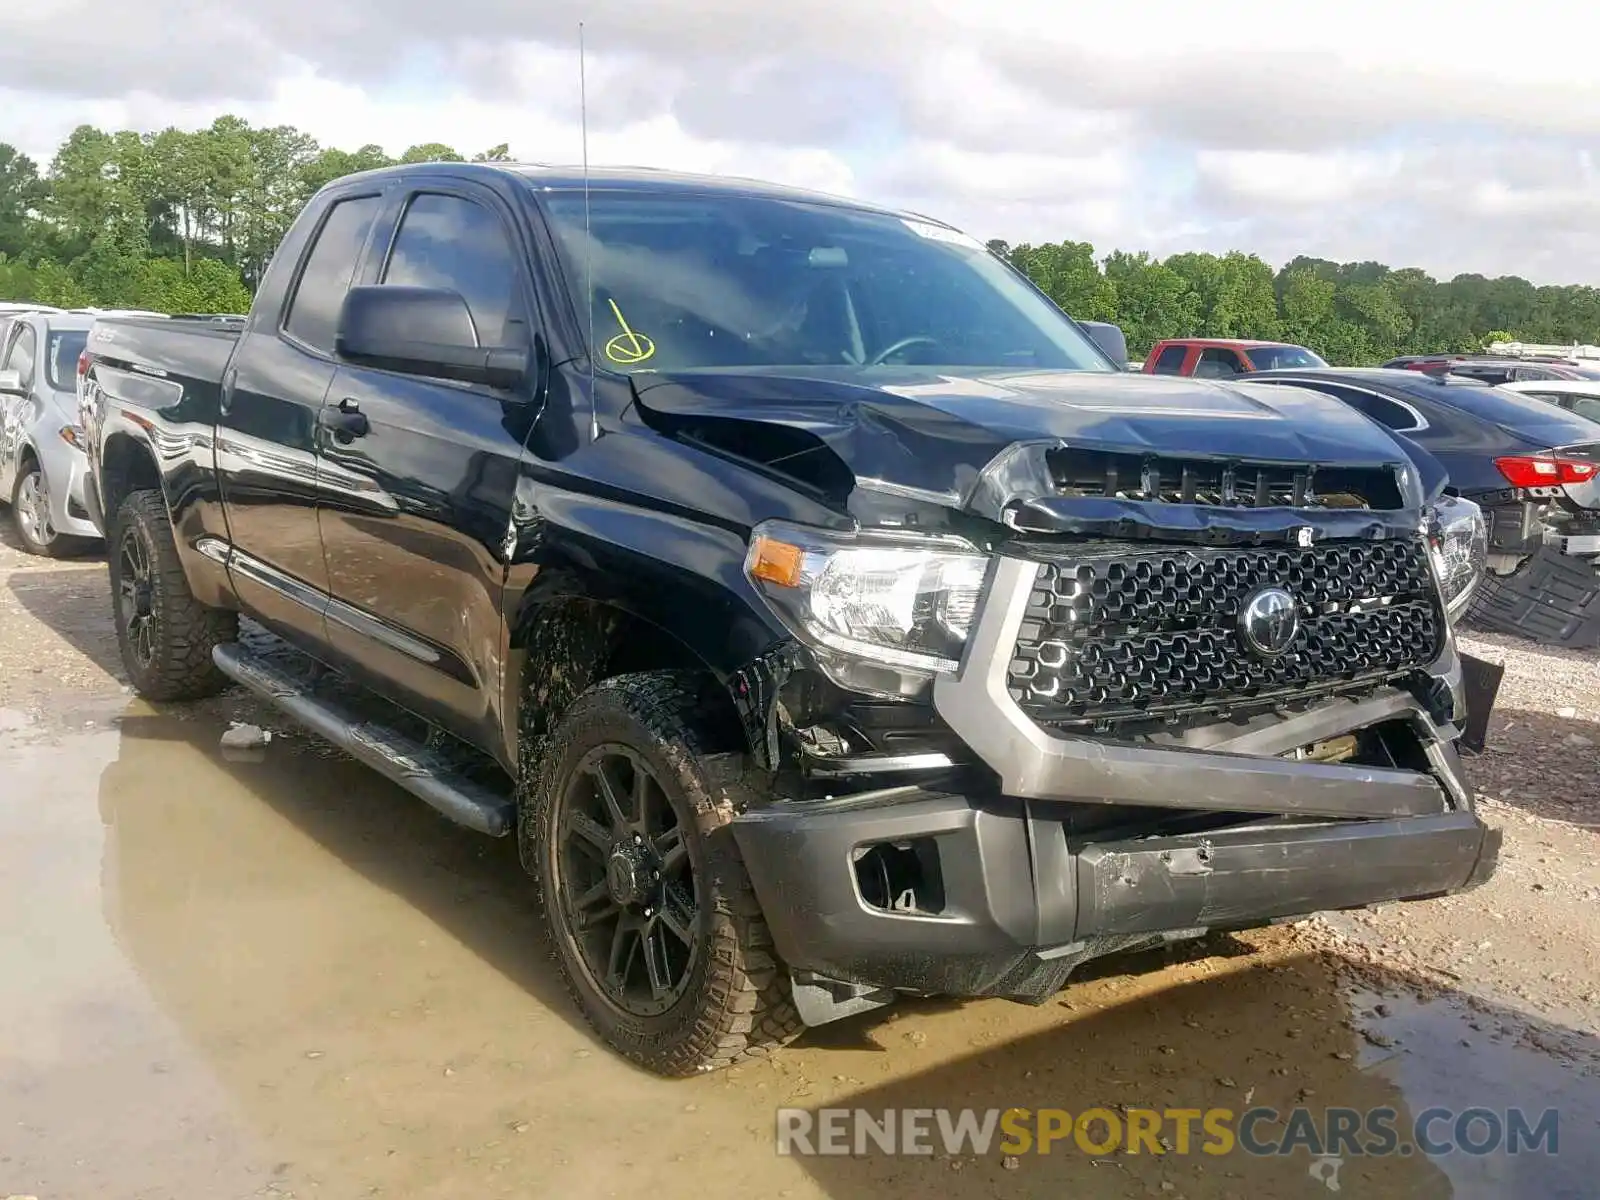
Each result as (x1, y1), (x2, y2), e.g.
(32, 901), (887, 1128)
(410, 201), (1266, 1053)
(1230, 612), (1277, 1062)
(732, 553), (1499, 1010)
(733, 791), (1498, 1002)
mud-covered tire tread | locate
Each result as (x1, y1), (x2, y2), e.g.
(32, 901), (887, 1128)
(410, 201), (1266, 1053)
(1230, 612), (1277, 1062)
(527, 670), (803, 1076)
(111, 489), (238, 701)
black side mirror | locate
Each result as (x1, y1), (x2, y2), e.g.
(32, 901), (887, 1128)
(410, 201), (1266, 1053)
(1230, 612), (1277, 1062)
(336, 285), (529, 390)
(1080, 320), (1128, 370)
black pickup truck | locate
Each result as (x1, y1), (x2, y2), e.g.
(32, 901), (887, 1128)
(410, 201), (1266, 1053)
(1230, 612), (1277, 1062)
(79, 162), (1499, 1076)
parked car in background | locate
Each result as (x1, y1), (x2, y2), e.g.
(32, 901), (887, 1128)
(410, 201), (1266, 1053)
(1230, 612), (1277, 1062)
(0, 310), (101, 555)
(1500, 378), (1600, 424)
(1382, 354), (1600, 384)
(1240, 366), (1600, 647)
(1144, 338), (1327, 377)
(0, 302), (64, 319)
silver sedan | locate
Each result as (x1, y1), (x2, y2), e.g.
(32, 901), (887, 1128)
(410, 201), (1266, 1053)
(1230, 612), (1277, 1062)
(0, 311), (102, 556)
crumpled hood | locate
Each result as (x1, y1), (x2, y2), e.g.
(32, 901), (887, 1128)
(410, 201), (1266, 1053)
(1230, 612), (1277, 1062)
(632, 366), (1428, 538)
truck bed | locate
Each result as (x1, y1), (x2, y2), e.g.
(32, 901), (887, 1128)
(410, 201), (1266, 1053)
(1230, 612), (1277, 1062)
(87, 313), (244, 386)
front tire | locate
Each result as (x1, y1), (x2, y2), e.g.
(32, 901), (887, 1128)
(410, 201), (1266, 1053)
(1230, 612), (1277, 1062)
(528, 672), (802, 1076)
(109, 489), (238, 701)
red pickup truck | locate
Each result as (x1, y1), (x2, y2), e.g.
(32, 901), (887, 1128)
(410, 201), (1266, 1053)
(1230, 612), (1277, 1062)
(1144, 338), (1326, 377)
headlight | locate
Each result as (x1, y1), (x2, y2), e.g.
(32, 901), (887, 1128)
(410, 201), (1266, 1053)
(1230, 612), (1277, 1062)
(744, 520), (989, 696)
(1426, 495), (1487, 622)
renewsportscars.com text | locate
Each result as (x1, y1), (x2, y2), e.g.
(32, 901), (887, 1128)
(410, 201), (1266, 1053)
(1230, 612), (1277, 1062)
(775, 1106), (1559, 1159)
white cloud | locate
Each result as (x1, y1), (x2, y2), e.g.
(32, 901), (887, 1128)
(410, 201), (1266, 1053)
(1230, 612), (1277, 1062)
(1194, 149), (1408, 209)
(5, 0), (1600, 283)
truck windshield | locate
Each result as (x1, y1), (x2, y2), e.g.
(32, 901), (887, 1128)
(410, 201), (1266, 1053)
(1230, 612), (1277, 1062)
(1248, 344), (1327, 370)
(539, 191), (1114, 375)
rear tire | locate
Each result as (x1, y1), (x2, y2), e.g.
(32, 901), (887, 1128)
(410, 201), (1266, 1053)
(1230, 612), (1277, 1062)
(109, 489), (238, 701)
(527, 671), (802, 1076)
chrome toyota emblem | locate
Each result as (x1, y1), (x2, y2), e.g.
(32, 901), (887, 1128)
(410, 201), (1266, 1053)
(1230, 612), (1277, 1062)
(1239, 586), (1300, 657)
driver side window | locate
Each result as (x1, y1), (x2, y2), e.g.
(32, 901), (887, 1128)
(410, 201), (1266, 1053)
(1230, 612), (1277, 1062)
(381, 192), (528, 349)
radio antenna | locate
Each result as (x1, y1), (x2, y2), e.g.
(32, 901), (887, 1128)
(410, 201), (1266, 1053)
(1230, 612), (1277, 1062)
(579, 21), (599, 440)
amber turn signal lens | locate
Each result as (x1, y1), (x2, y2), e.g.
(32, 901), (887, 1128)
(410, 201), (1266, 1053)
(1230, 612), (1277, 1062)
(749, 535), (805, 587)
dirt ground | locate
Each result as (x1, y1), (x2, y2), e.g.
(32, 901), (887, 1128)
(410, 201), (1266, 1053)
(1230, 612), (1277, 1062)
(1, 526), (1596, 1200)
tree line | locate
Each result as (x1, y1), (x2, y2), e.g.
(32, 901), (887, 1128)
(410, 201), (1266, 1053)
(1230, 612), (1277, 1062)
(0, 116), (509, 317)
(3, 114), (1599, 363)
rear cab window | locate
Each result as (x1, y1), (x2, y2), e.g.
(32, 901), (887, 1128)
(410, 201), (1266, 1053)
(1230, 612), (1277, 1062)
(283, 194), (383, 354)
(1151, 344), (1188, 374)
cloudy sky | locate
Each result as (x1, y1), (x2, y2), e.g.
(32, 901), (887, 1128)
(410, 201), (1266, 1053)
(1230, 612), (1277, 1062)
(6, 0), (1600, 284)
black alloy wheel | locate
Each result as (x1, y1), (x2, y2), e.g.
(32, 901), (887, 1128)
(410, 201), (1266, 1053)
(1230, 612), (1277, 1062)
(117, 518), (158, 671)
(555, 744), (701, 1017)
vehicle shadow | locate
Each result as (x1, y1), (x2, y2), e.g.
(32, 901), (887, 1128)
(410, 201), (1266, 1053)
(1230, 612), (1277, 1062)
(1468, 705), (1600, 831)
(5, 563), (125, 683)
(787, 950), (1600, 1200)
(801, 934), (1264, 1054)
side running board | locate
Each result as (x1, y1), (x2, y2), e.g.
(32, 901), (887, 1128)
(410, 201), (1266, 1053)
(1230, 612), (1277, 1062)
(212, 641), (516, 837)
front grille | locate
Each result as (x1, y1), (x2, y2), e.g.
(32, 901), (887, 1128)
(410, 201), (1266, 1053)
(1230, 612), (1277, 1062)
(1008, 539), (1443, 725)
(1045, 449), (1404, 511)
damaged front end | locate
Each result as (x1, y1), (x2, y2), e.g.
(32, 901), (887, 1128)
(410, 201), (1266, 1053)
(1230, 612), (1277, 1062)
(719, 423), (1501, 1024)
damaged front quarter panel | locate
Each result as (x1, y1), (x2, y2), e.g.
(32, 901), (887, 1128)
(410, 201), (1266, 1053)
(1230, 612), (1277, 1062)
(727, 642), (808, 774)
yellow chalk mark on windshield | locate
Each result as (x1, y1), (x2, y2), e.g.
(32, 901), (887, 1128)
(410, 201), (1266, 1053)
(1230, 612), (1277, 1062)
(603, 298), (656, 365)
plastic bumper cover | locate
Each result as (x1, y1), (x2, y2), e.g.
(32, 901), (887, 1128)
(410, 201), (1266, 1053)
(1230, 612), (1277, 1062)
(732, 790), (1498, 999)
(36, 433), (101, 540)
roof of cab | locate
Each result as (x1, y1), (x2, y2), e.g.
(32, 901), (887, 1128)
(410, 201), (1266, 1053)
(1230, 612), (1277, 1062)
(325, 160), (937, 224)
(1158, 337), (1308, 349)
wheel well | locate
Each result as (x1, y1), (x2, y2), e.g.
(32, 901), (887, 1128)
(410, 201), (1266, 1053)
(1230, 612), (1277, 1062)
(101, 433), (163, 526)
(517, 598), (746, 764)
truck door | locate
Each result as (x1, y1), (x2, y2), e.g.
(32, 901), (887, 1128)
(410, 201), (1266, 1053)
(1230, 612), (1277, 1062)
(216, 190), (384, 644)
(317, 183), (535, 748)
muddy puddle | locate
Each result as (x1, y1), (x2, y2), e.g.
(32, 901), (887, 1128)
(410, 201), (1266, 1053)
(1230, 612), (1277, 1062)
(2, 702), (1596, 1199)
